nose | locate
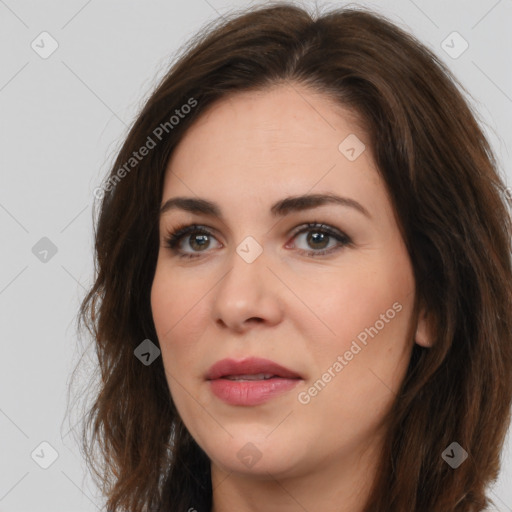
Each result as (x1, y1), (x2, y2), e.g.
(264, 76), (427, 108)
(211, 245), (284, 333)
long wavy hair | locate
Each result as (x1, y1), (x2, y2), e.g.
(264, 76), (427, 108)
(75, 2), (512, 511)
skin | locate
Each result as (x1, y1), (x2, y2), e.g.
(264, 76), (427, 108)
(150, 83), (432, 512)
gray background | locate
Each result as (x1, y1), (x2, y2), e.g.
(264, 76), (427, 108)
(0, 0), (511, 510)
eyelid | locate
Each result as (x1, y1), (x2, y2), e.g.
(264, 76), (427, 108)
(289, 222), (345, 239)
(164, 223), (223, 249)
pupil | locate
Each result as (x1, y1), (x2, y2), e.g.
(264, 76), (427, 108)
(308, 232), (328, 249)
(191, 234), (209, 251)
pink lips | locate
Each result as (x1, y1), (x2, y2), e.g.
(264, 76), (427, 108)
(206, 357), (302, 406)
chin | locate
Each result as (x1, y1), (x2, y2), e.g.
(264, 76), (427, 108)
(202, 431), (306, 478)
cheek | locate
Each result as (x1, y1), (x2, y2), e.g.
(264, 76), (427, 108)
(151, 265), (184, 332)
(292, 252), (415, 403)
(150, 263), (211, 379)
(151, 262), (207, 340)
(296, 273), (414, 440)
(295, 257), (412, 343)
(150, 269), (197, 418)
(151, 266), (188, 375)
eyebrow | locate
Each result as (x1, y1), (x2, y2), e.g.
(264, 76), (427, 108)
(160, 193), (371, 220)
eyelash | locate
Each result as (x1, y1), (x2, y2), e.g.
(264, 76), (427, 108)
(163, 222), (352, 260)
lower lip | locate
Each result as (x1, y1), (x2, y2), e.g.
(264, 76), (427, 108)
(209, 377), (300, 406)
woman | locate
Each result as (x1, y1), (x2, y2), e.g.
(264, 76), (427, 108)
(77, 3), (512, 511)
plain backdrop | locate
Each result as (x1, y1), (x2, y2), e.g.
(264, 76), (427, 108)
(0, 0), (511, 510)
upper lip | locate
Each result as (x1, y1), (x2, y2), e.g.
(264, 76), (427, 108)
(206, 357), (302, 380)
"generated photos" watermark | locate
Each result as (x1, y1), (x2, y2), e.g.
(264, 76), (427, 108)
(298, 301), (403, 404)
(93, 97), (198, 199)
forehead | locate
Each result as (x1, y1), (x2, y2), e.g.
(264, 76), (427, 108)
(162, 84), (382, 206)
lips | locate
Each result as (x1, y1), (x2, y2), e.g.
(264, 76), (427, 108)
(206, 357), (301, 381)
(206, 357), (302, 406)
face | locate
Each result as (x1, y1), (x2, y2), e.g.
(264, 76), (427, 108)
(151, 84), (430, 482)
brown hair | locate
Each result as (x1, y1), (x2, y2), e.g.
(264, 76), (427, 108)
(75, 2), (512, 511)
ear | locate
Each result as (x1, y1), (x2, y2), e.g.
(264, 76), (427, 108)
(415, 305), (433, 348)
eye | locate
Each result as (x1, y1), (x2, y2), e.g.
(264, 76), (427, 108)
(163, 222), (352, 259)
(164, 223), (221, 259)
(287, 222), (352, 257)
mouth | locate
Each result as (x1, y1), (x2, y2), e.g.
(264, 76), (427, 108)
(206, 357), (302, 406)
(206, 357), (302, 380)
(223, 373), (279, 381)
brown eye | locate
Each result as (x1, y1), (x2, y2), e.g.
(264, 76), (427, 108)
(187, 233), (211, 251)
(305, 231), (330, 250)
(289, 223), (351, 257)
(164, 224), (221, 259)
